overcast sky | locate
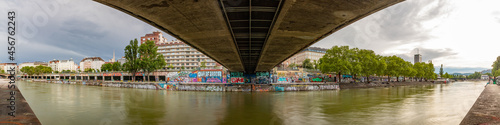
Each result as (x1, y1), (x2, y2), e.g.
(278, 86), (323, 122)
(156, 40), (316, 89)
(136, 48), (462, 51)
(1, 0), (499, 73)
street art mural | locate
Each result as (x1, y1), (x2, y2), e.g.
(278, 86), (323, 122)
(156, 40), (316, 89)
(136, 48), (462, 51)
(230, 72), (244, 84)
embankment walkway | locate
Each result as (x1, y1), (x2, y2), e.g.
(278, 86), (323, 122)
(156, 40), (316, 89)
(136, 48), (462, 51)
(461, 84), (500, 125)
(0, 79), (40, 124)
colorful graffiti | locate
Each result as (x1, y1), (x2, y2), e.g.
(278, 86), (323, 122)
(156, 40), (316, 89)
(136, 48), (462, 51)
(231, 77), (244, 84)
(311, 77), (324, 82)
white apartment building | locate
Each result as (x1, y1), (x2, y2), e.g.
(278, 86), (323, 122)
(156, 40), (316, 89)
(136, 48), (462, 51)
(140, 32), (220, 70)
(281, 47), (327, 67)
(157, 40), (220, 70)
(49, 59), (78, 72)
(79, 57), (105, 71)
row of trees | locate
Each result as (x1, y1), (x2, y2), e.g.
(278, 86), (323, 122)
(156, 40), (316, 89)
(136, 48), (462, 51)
(20, 65), (52, 76)
(318, 46), (436, 83)
(101, 62), (122, 72)
(123, 39), (166, 81)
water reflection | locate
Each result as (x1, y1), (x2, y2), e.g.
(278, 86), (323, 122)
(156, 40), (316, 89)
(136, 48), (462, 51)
(18, 81), (484, 125)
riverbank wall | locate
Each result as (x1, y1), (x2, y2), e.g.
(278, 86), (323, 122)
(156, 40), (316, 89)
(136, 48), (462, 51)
(339, 81), (447, 89)
(21, 79), (449, 92)
(0, 79), (41, 124)
(460, 84), (500, 125)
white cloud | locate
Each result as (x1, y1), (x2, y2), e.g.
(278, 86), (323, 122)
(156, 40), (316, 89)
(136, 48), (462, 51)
(314, 0), (500, 72)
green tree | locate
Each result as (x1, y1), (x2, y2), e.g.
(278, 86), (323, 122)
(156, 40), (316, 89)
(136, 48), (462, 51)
(123, 39), (141, 82)
(21, 66), (35, 75)
(33, 65), (52, 75)
(101, 63), (113, 72)
(111, 62), (121, 71)
(494, 69), (500, 81)
(444, 72), (450, 78)
(84, 68), (93, 73)
(139, 40), (166, 81)
(402, 61), (414, 82)
(493, 56), (500, 74)
(302, 58), (314, 69)
(357, 49), (384, 83)
(439, 64), (444, 77)
(288, 63), (297, 69)
(424, 62), (435, 81)
(312, 60), (319, 69)
(167, 64), (174, 70)
(384, 56), (403, 82)
(467, 72), (482, 79)
(200, 61), (207, 69)
(319, 46), (353, 83)
(413, 62), (425, 81)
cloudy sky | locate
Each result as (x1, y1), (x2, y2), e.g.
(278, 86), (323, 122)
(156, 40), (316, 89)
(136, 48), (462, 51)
(1, 0), (499, 73)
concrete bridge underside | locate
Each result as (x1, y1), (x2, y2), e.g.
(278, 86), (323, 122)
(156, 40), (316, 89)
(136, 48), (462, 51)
(94, 0), (403, 73)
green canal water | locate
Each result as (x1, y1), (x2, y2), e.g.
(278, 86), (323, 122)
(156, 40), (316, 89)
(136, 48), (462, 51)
(18, 81), (486, 125)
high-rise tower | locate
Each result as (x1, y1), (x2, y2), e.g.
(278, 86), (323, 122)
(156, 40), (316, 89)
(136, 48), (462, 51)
(414, 49), (422, 64)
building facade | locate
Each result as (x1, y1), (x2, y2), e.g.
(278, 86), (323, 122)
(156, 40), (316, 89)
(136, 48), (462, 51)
(0, 63), (17, 73)
(117, 57), (127, 65)
(49, 59), (78, 72)
(140, 31), (167, 44)
(140, 32), (220, 70)
(414, 54), (422, 64)
(157, 40), (220, 70)
(281, 47), (327, 68)
(80, 57), (105, 71)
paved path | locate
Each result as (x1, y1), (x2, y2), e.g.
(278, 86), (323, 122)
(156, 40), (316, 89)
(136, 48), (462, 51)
(0, 79), (41, 125)
(461, 84), (500, 125)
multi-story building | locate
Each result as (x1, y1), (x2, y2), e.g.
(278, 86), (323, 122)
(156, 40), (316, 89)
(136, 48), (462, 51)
(281, 47), (327, 68)
(49, 60), (59, 72)
(117, 57), (127, 65)
(80, 57), (105, 71)
(140, 32), (220, 70)
(48, 59), (78, 72)
(414, 54), (422, 64)
(0, 63), (17, 73)
(140, 31), (167, 44)
(157, 40), (220, 70)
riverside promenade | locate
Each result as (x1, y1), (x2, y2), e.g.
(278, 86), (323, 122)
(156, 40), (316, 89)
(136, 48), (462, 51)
(0, 79), (41, 124)
(461, 83), (500, 125)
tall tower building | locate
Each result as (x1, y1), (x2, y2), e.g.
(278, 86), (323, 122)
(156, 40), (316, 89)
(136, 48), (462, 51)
(414, 49), (422, 64)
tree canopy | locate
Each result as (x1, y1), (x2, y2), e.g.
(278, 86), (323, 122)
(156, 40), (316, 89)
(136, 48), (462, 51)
(318, 46), (436, 82)
(101, 62), (122, 72)
(302, 58), (314, 69)
(139, 40), (166, 81)
(20, 65), (52, 75)
(123, 39), (141, 81)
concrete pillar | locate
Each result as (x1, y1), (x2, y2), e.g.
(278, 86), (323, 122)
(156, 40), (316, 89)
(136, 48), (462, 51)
(120, 75), (124, 81)
(102, 75), (105, 81)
